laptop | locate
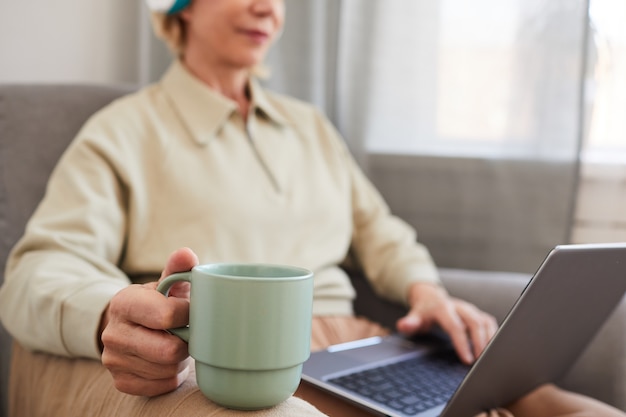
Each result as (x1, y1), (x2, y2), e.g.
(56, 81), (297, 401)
(302, 243), (626, 417)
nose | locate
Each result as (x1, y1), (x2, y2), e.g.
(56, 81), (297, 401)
(250, 0), (283, 16)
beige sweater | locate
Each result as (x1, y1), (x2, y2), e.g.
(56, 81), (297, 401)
(0, 61), (438, 359)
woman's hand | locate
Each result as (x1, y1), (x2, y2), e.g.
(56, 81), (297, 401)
(396, 282), (498, 365)
(100, 247), (198, 396)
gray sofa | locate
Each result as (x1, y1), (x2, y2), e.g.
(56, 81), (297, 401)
(0, 84), (624, 417)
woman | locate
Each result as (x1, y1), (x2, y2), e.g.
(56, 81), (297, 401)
(0, 1), (623, 416)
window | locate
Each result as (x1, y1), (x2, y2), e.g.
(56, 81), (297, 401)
(583, 0), (626, 163)
(351, 1), (592, 161)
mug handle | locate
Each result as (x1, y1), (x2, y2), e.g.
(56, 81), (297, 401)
(156, 272), (192, 342)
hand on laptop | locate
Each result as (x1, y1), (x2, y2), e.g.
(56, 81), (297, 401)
(397, 282), (498, 365)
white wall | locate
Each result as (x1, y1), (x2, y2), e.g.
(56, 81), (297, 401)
(0, 0), (143, 84)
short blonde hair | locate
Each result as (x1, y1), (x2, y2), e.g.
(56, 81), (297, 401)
(150, 12), (186, 57)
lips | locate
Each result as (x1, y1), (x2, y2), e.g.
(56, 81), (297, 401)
(240, 29), (270, 43)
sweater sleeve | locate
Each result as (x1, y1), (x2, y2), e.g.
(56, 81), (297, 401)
(337, 138), (441, 306)
(0, 123), (131, 359)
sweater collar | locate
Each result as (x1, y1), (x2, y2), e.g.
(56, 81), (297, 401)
(160, 60), (289, 146)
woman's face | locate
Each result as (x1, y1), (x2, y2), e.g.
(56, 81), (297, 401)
(181, 0), (285, 71)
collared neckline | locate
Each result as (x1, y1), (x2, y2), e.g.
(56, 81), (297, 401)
(160, 61), (289, 146)
(247, 78), (291, 127)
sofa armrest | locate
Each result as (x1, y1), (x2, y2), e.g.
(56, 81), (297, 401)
(437, 268), (531, 322)
(350, 267), (531, 330)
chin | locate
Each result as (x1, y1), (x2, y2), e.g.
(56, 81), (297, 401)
(237, 55), (268, 71)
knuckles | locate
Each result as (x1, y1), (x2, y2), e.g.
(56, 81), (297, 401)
(108, 284), (189, 330)
(154, 301), (183, 329)
(155, 336), (189, 364)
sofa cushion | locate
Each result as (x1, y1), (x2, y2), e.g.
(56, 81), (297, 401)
(0, 84), (135, 417)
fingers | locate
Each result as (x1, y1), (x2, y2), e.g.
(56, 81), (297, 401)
(105, 357), (192, 397)
(101, 247), (201, 396)
(453, 299), (498, 360)
(398, 282), (449, 335)
(109, 283), (190, 330)
(101, 282), (192, 396)
(101, 307), (189, 363)
(396, 314), (423, 335)
(103, 345), (191, 382)
(431, 303), (475, 364)
(399, 282), (498, 365)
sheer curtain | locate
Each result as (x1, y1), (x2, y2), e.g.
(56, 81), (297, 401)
(264, 0), (589, 273)
(142, 0), (590, 273)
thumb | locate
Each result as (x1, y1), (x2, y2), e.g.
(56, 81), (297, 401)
(396, 311), (423, 335)
(158, 247), (199, 299)
(160, 247), (199, 280)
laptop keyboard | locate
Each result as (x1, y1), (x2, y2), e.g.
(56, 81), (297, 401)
(327, 349), (470, 416)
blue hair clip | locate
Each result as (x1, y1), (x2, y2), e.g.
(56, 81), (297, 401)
(167, 0), (190, 14)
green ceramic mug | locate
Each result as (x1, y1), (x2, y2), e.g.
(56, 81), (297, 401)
(157, 263), (314, 410)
